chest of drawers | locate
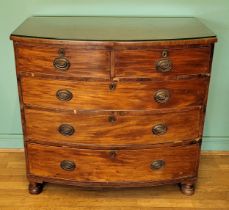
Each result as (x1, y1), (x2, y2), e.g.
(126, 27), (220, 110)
(10, 16), (217, 195)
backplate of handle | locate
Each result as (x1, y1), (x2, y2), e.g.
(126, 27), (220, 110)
(152, 124), (168, 135)
(56, 89), (73, 101)
(156, 58), (172, 72)
(150, 160), (165, 170)
(53, 48), (70, 71)
(58, 124), (75, 136)
(53, 57), (70, 71)
(60, 160), (76, 171)
(154, 89), (170, 104)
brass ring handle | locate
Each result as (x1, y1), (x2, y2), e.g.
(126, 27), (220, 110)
(109, 82), (117, 91)
(53, 57), (70, 71)
(156, 58), (172, 72)
(152, 124), (168, 135)
(60, 160), (76, 171)
(58, 124), (75, 136)
(56, 89), (73, 101)
(150, 160), (165, 170)
(108, 116), (117, 124)
(154, 89), (170, 104)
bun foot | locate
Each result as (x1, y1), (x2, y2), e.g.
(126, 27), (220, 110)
(28, 182), (43, 194)
(180, 183), (195, 196)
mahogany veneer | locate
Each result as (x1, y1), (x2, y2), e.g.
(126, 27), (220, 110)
(21, 77), (209, 110)
(10, 16), (217, 195)
(27, 143), (199, 183)
(24, 107), (201, 147)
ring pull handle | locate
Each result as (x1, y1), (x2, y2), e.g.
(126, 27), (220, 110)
(156, 59), (172, 72)
(58, 124), (75, 136)
(60, 160), (76, 171)
(155, 49), (172, 72)
(56, 89), (73, 101)
(150, 160), (165, 170)
(53, 48), (70, 71)
(152, 124), (168, 135)
(154, 89), (170, 104)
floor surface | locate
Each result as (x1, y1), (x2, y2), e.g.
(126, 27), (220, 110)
(0, 152), (228, 210)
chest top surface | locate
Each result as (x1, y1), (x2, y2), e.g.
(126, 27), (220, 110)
(11, 16), (216, 41)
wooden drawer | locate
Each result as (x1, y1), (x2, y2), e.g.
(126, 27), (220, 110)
(25, 108), (201, 147)
(15, 43), (110, 78)
(21, 77), (208, 110)
(27, 143), (199, 183)
(115, 46), (211, 78)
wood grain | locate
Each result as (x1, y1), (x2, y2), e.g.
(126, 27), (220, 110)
(24, 108), (201, 147)
(21, 77), (209, 110)
(1, 153), (228, 209)
(15, 43), (111, 78)
(26, 142), (199, 183)
(115, 46), (211, 78)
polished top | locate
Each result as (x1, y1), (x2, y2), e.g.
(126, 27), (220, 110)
(11, 16), (216, 41)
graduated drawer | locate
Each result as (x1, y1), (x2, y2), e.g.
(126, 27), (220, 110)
(21, 77), (209, 110)
(27, 143), (199, 183)
(114, 46), (211, 78)
(15, 43), (110, 78)
(25, 108), (201, 147)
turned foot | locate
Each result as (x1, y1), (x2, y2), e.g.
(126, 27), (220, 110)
(180, 183), (195, 196)
(28, 182), (43, 194)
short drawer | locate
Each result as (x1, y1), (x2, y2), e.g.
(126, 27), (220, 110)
(15, 43), (110, 78)
(27, 143), (199, 183)
(25, 108), (201, 147)
(115, 46), (211, 78)
(21, 77), (208, 110)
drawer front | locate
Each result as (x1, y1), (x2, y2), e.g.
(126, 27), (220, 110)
(27, 143), (199, 182)
(15, 44), (110, 78)
(25, 108), (201, 147)
(21, 77), (208, 110)
(115, 47), (211, 77)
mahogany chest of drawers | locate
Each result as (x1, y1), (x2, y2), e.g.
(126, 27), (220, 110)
(10, 16), (217, 195)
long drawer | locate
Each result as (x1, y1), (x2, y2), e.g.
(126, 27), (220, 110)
(27, 142), (199, 183)
(25, 108), (201, 147)
(21, 77), (208, 110)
